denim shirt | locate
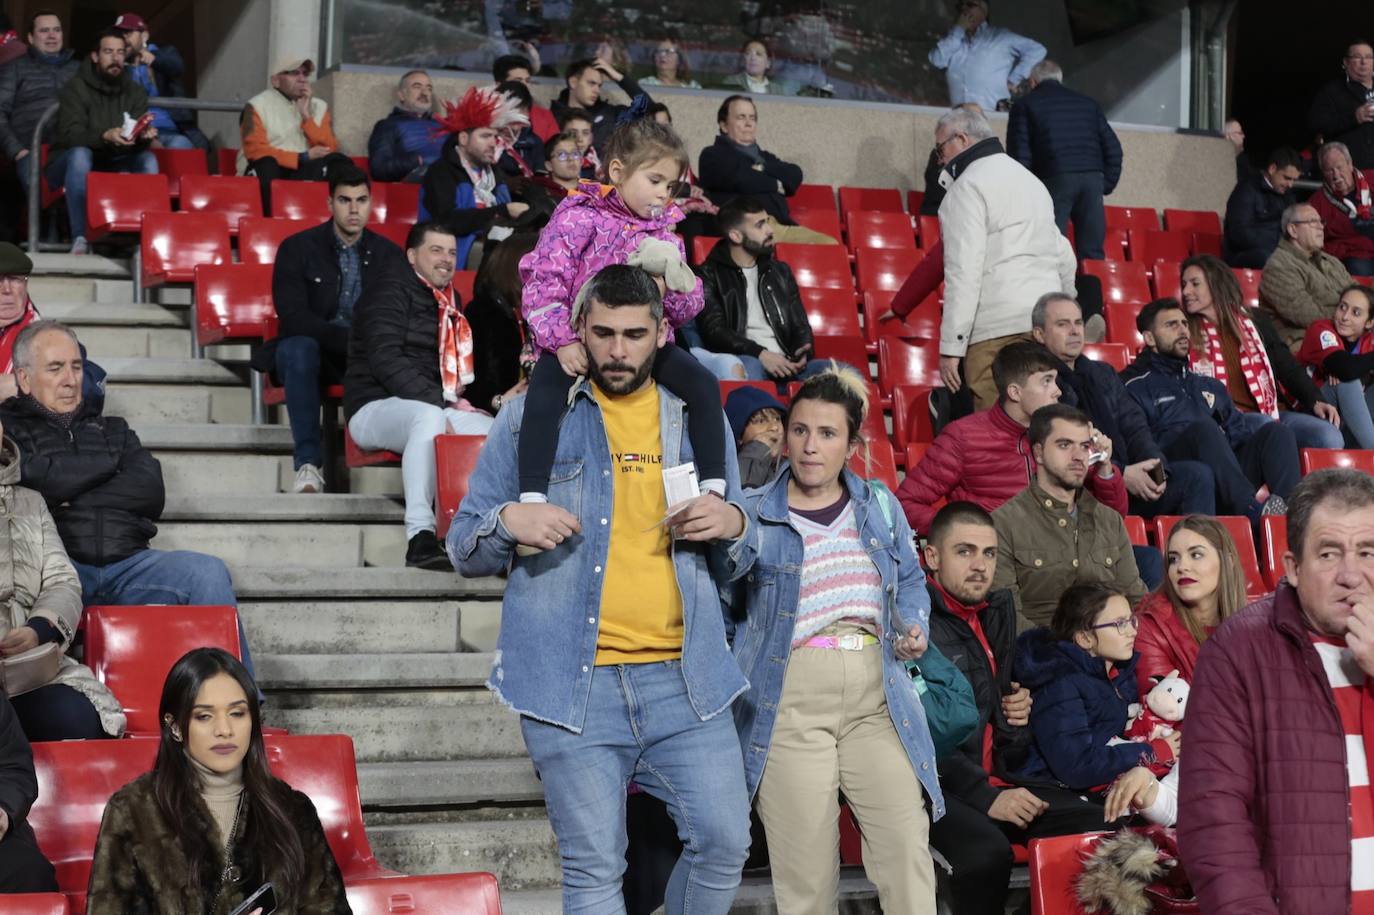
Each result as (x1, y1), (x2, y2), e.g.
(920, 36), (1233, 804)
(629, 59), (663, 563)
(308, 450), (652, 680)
(728, 464), (945, 818)
(447, 380), (755, 732)
(927, 22), (1046, 111)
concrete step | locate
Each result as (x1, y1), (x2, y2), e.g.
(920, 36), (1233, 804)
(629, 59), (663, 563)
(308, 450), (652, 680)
(161, 493), (403, 523)
(367, 817), (559, 892)
(156, 451), (287, 497)
(138, 423), (294, 452)
(41, 301), (185, 327)
(30, 253), (130, 277)
(256, 651), (488, 688)
(358, 758), (541, 808)
(241, 600), (464, 654)
(106, 383), (250, 425)
(99, 356), (240, 385)
(153, 520), (406, 567)
(29, 276), (135, 304)
(229, 565), (504, 599)
(77, 325), (192, 359)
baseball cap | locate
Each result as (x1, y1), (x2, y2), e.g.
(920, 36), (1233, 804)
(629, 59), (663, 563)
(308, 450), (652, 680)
(113, 12), (148, 31)
(272, 57), (315, 77)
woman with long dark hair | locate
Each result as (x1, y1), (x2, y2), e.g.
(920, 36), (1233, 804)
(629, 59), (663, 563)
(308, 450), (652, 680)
(85, 648), (351, 914)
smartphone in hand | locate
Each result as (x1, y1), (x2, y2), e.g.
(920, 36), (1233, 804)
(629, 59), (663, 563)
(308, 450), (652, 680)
(228, 883), (277, 915)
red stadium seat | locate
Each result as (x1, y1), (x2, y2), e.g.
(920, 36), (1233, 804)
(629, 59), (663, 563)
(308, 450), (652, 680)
(1103, 300), (1146, 352)
(345, 425), (401, 467)
(383, 182), (420, 224)
(1082, 260), (1151, 305)
(1357, 275), (1374, 287)
(876, 335), (940, 395)
(365, 181), (387, 223)
(0, 896), (69, 915)
(435, 435), (487, 538)
(846, 210), (917, 253)
(906, 190), (926, 215)
(84, 604), (242, 735)
(453, 269), (477, 304)
(1191, 231), (1223, 257)
(790, 183), (836, 212)
(892, 383), (936, 446)
(1232, 268), (1262, 310)
(194, 263), (276, 347)
(1261, 515), (1288, 590)
(1163, 208), (1221, 235)
(855, 247), (923, 294)
(1102, 228), (1128, 263)
(1104, 205), (1159, 234)
(691, 235), (719, 265)
(862, 290), (939, 345)
(1124, 516), (1148, 547)
(152, 147), (208, 198)
(905, 442), (929, 472)
(238, 216), (312, 265)
(271, 179), (329, 220)
(812, 334), (870, 375)
(800, 287), (863, 338)
(349, 155), (371, 176)
(1151, 260), (1181, 300)
(790, 207), (844, 242)
(852, 437), (898, 489)
(346, 874), (502, 915)
(776, 243), (855, 295)
(1028, 833), (1106, 915)
(1300, 447), (1374, 475)
(215, 147), (239, 175)
(838, 186), (903, 220)
(917, 214), (940, 248)
(1153, 515), (1268, 598)
(1129, 229), (1190, 264)
(178, 174), (262, 235)
(140, 212), (231, 291)
(85, 172), (170, 241)
(1081, 342), (1128, 371)
(370, 220), (412, 250)
(719, 380), (781, 407)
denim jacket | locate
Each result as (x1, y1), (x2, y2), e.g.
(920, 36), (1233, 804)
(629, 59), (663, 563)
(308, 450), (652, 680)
(447, 380), (755, 732)
(727, 464), (945, 818)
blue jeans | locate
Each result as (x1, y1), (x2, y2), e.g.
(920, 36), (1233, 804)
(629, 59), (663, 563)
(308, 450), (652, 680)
(154, 132), (195, 150)
(1323, 380), (1374, 450)
(519, 661), (751, 914)
(275, 335), (344, 469)
(71, 548), (256, 681)
(688, 347), (744, 381)
(46, 146), (158, 239)
(1128, 459), (1216, 518)
(1238, 409), (1344, 452)
(1045, 171), (1107, 260)
(738, 355), (858, 386)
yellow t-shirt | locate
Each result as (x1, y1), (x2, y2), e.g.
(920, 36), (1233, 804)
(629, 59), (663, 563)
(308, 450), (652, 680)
(593, 381), (684, 665)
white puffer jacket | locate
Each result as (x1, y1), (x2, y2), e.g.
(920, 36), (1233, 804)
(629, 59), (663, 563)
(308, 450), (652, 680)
(937, 139), (1078, 356)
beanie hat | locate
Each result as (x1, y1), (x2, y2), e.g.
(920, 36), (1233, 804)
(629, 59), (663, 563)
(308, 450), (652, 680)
(724, 386), (786, 443)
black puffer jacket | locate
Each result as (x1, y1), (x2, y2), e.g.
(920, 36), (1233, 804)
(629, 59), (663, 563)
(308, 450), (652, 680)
(1308, 76), (1374, 170)
(0, 45), (79, 161)
(343, 266), (445, 418)
(926, 583), (1031, 812)
(1222, 172), (1293, 269)
(0, 395), (164, 566)
(694, 238), (812, 359)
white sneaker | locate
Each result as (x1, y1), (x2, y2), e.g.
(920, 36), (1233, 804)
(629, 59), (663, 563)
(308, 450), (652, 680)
(292, 463), (324, 493)
(70, 236), (88, 255)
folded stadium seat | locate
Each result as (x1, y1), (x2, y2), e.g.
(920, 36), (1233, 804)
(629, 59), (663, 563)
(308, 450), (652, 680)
(1191, 231), (1223, 257)
(1028, 833), (1108, 915)
(775, 243), (855, 298)
(855, 247), (923, 296)
(916, 214), (940, 249)
(846, 210), (917, 254)
(905, 190), (925, 216)
(851, 436), (898, 489)
(1102, 227), (1129, 262)
(345, 873), (501, 915)
(369, 220), (411, 250)
(1261, 515), (1288, 590)
(84, 173), (170, 244)
(1102, 300), (1146, 352)
(344, 424), (401, 467)
(1, 895), (70, 915)
(366, 181), (387, 223)
(1153, 515), (1268, 598)
(1080, 342), (1128, 372)
(453, 269), (477, 304)
(1151, 259), (1182, 300)
(790, 182), (837, 212)
(1129, 228), (1190, 265)
(434, 434), (488, 538)
(838, 186), (904, 221)
(1231, 267), (1262, 309)
(718, 379), (780, 407)
(194, 263), (275, 353)
(1123, 515), (1148, 547)
(215, 147), (239, 175)
(84, 604), (243, 736)
(238, 216), (313, 265)
(1081, 260), (1151, 305)
(691, 235), (719, 265)
(271, 179), (330, 221)
(1300, 447), (1374, 475)
(905, 442), (929, 474)
(892, 383), (936, 446)
(1163, 208), (1222, 236)
(800, 286), (863, 338)
(861, 289), (939, 346)
(812, 334), (870, 376)
(1104, 205), (1160, 234)
(151, 147), (208, 199)
(178, 174), (262, 236)
(790, 206), (844, 243)
(140, 212), (231, 314)
(876, 336), (941, 396)
(383, 182), (420, 224)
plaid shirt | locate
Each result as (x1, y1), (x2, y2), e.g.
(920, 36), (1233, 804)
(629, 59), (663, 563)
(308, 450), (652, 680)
(334, 231), (362, 325)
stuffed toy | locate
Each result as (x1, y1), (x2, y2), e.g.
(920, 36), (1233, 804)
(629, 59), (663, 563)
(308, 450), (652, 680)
(1128, 670), (1190, 742)
(569, 237), (695, 327)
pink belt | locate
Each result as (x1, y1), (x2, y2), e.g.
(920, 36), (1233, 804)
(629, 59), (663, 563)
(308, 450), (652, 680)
(801, 633), (879, 651)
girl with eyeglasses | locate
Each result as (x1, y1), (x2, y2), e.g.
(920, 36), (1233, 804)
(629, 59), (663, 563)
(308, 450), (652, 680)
(1011, 582), (1179, 793)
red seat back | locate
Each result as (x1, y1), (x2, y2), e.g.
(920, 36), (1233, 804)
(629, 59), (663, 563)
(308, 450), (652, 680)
(838, 185), (903, 219)
(178, 175), (262, 233)
(852, 437), (898, 489)
(238, 216), (312, 265)
(152, 147), (208, 198)
(140, 211), (231, 288)
(790, 183), (836, 212)
(365, 181), (387, 223)
(876, 335), (940, 395)
(1232, 267), (1262, 309)
(905, 442), (929, 471)
(862, 289), (939, 344)
(1102, 300), (1146, 352)
(215, 147), (239, 175)
(893, 383), (935, 446)
(85, 173), (170, 240)
(776, 243), (854, 294)
(1129, 228), (1190, 264)
(906, 190), (926, 215)
(369, 220), (412, 250)
(1153, 515), (1268, 599)
(1261, 514), (1288, 590)
(811, 334), (869, 374)
(434, 434), (487, 539)
(453, 269), (477, 304)
(1123, 515), (1148, 547)
(1163, 208), (1221, 235)
(271, 180), (329, 220)
(800, 287), (862, 338)
(1104, 205), (1159, 234)
(790, 206), (844, 242)
(1300, 447), (1374, 475)
(0, 895), (70, 915)
(1191, 231), (1223, 257)
(85, 604), (242, 735)
(691, 235), (720, 265)
(855, 246), (923, 294)
(1081, 342), (1128, 372)
(1102, 228), (1129, 263)
(194, 263), (276, 346)
(719, 380), (781, 407)
(1029, 833), (1106, 914)
(1151, 260), (1182, 300)
(346, 873), (501, 915)
(846, 210), (917, 253)
(383, 182), (420, 224)
(1081, 260), (1151, 305)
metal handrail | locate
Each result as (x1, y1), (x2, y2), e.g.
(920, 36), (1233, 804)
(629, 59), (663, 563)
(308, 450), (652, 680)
(26, 96), (247, 253)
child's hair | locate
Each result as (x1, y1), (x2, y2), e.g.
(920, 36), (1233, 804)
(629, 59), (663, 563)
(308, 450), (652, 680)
(788, 365), (869, 444)
(1050, 582), (1124, 643)
(544, 129), (581, 160)
(602, 118), (689, 184)
(556, 110), (593, 131)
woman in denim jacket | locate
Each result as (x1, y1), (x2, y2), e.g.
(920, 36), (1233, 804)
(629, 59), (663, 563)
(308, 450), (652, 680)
(729, 367), (943, 915)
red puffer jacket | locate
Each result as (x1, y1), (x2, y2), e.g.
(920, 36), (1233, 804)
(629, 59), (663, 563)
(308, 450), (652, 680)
(1178, 585), (1353, 915)
(895, 404), (1127, 534)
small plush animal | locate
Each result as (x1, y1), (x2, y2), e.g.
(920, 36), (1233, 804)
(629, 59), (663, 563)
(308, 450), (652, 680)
(1128, 670), (1190, 742)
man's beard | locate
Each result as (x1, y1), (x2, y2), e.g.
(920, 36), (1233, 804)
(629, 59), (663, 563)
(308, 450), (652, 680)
(1043, 464), (1086, 493)
(741, 235), (773, 259)
(589, 353), (655, 395)
(945, 577), (990, 606)
(101, 65), (122, 83)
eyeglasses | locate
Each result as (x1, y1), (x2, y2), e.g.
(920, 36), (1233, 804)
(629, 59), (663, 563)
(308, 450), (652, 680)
(1291, 219), (1324, 227)
(551, 151), (581, 162)
(1087, 614), (1139, 635)
(655, 48), (679, 57)
(0, 274), (28, 286)
(935, 133), (965, 154)
(1347, 54), (1374, 62)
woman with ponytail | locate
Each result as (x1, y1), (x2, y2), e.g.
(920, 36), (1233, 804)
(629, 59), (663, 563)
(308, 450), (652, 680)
(730, 365), (942, 914)
(85, 648), (351, 914)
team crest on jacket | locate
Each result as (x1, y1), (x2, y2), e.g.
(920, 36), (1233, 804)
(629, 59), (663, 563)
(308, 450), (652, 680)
(1320, 330), (1340, 350)
(1202, 391), (1215, 410)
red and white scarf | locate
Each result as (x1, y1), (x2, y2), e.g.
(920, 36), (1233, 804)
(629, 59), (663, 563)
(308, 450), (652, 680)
(420, 275), (474, 403)
(1328, 168), (1374, 223)
(1191, 315), (1280, 419)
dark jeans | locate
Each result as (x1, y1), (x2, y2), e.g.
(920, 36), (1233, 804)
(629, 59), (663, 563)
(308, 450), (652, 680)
(246, 152), (351, 214)
(1133, 545), (1164, 591)
(0, 827), (58, 893)
(929, 787), (1117, 915)
(46, 146), (158, 239)
(10, 682), (106, 741)
(1128, 458), (1217, 518)
(275, 335), (345, 469)
(1045, 171), (1106, 260)
(1162, 418), (1299, 514)
(1341, 256), (1374, 276)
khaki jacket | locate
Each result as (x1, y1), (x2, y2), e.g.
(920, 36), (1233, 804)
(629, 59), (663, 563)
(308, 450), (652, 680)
(1258, 239), (1352, 350)
(990, 478), (1145, 627)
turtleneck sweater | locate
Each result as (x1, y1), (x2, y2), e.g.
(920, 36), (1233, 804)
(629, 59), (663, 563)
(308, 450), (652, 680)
(190, 754), (245, 847)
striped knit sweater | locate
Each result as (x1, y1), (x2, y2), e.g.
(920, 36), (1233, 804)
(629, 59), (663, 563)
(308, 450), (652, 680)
(789, 501), (884, 647)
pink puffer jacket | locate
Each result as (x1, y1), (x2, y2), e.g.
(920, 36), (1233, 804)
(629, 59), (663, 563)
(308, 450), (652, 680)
(518, 181), (703, 354)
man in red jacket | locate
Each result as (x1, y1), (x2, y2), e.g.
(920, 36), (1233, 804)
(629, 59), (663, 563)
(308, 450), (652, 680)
(1313, 140), (1374, 276)
(1180, 467), (1374, 915)
(896, 340), (1126, 535)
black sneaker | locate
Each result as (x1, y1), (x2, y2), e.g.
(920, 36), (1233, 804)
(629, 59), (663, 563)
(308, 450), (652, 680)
(406, 531), (453, 571)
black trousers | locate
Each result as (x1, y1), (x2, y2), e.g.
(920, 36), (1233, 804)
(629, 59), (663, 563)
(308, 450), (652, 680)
(1162, 417), (1298, 514)
(246, 152), (352, 214)
(10, 682), (106, 742)
(929, 787), (1115, 915)
(0, 826), (58, 893)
